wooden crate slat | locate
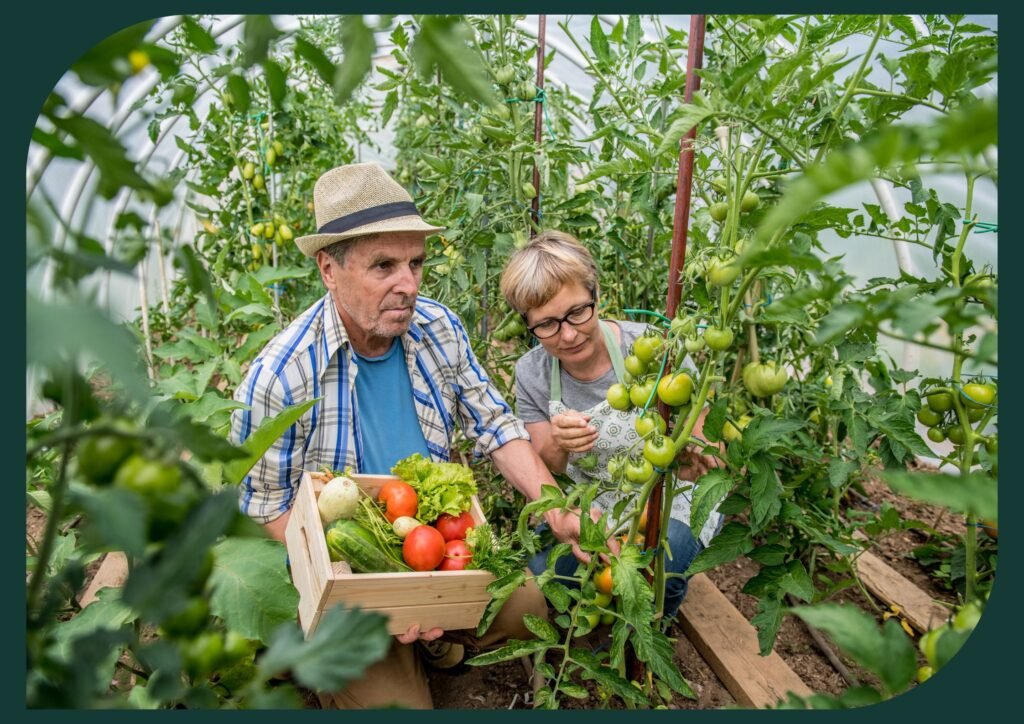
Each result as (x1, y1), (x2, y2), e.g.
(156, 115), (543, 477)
(321, 570), (492, 610)
(677, 574), (813, 708)
(350, 600), (491, 637)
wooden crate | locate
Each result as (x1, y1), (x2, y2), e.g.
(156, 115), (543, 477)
(285, 471), (495, 637)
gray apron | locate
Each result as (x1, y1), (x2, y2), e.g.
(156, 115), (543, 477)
(549, 321), (722, 547)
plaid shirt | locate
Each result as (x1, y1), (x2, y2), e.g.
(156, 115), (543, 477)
(231, 293), (529, 523)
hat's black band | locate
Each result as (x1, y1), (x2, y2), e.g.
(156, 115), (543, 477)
(317, 201), (422, 235)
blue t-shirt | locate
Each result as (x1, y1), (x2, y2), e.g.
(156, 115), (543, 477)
(352, 338), (432, 474)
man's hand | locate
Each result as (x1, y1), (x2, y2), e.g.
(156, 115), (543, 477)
(550, 411), (598, 453)
(396, 623), (444, 645)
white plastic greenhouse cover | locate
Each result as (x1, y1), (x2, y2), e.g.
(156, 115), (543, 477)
(27, 14), (997, 437)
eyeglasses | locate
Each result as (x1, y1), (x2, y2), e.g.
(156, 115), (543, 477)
(526, 296), (597, 339)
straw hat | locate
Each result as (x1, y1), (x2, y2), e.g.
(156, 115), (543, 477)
(295, 163), (444, 257)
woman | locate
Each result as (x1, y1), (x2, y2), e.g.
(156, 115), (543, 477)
(500, 230), (722, 617)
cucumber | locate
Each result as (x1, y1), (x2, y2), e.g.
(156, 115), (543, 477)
(325, 520), (410, 573)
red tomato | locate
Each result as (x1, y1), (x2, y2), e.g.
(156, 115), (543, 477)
(438, 539), (473, 571)
(402, 525), (446, 571)
(433, 511), (475, 541)
(378, 481), (418, 523)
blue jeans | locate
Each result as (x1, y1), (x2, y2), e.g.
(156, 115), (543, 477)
(527, 517), (703, 618)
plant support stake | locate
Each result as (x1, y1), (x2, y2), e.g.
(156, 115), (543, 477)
(530, 15), (547, 234)
(632, 13), (706, 682)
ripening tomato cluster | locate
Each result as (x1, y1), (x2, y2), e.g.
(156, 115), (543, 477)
(916, 381), (997, 471)
(377, 481), (476, 572)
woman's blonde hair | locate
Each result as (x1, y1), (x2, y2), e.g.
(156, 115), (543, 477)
(500, 230), (599, 314)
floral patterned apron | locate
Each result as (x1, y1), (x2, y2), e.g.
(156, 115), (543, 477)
(549, 321), (722, 547)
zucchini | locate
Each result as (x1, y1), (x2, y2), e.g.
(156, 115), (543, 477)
(325, 520), (410, 573)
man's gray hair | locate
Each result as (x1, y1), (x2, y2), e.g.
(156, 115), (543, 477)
(321, 233), (381, 267)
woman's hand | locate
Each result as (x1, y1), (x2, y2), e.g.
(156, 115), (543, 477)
(544, 507), (621, 563)
(550, 410), (598, 453)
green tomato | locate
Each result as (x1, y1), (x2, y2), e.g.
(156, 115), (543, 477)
(707, 257), (741, 287)
(114, 455), (182, 498)
(593, 592), (613, 608)
(643, 435), (677, 469)
(966, 406), (985, 422)
(709, 202), (729, 223)
(916, 665), (934, 684)
(985, 437), (998, 455)
(710, 174), (728, 194)
(742, 361), (788, 398)
(926, 391), (954, 412)
(624, 354), (648, 377)
(599, 612), (616, 626)
(946, 425), (966, 445)
(629, 380), (657, 409)
(657, 372), (695, 407)
(77, 431), (137, 485)
(625, 458), (655, 485)
(740, 191), (761, 212)
(684, 335), (705, 354)
(183, 631), (225, 679)
(926, 427), (947, 443)
(161, 597), (211, 639)
(952, 603), (982, 632)
(633, 335), (663, 365)
(606, 454), (627, 481)
(704, 327), (734, 351)
(917, 407), (944, 427)
(635, 410), (667, 437)
(961, 382), (996, 409)
(671, 315), (696, 337)
(606, 384), (632, 411)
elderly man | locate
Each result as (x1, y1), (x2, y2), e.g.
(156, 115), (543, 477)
(231, 163), (582, 708)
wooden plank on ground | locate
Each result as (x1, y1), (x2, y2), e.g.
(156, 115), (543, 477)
(677, 573), (812, 708)
(854, 549), (949, 633)
(78, 551), (128, 607)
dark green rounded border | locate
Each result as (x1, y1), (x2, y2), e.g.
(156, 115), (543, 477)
(6, 2), (1014, 722)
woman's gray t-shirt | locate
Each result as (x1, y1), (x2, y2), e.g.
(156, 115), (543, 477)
(514, 320), (654, 422)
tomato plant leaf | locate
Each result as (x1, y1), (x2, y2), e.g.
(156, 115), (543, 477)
(466, 638), (552, 667)
(257, 604), (390, 691)
(751, 594), (785, 656)
(66, 485), (147, 557)
(335, 15), (376, 104)
(633, 626), (696, 699)
(884, 471), (997, 521)
(689, 469), (733, 537)
(122, 491), (239, 621)
(588, 17), (612, 65)
(411, 16), (497, 107)
(50, 587), (136, 663)
(656, 104), (715, 156)
(790, 604), (916, 695)
(181, 16), (218, 53)
(263, 59), (287, 108)
(209, 537), (299, 643)
(523, 614), (560, 643)
(222, 399), (318, 486)
(685, 522), (754, 576)
(573, 648), (648, 706)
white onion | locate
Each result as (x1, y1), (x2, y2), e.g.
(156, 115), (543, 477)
(318, 476), (361, 524)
